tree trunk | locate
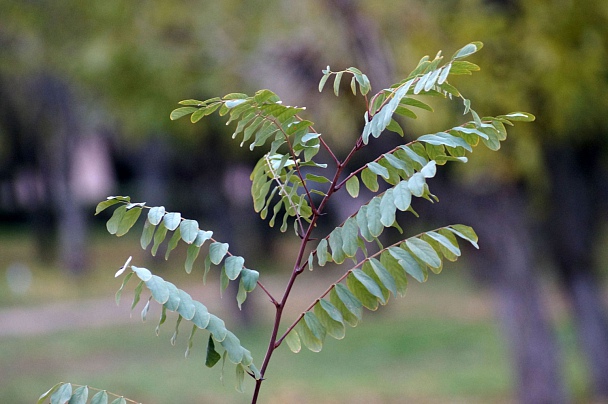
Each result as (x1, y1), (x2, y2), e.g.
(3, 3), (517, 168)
(546, 145), (608, 399)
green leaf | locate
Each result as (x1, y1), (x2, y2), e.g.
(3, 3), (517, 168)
(318, 73), (330, 92)
(367, 162), (390, 179)
(106, 205), (126, 234)
(95, 198), (122, 215)
(497, 112), (535, 122)
(453, 41), (483, 59)
(369, 258), (397, 297)
(331, 284), (362, 326)
(115, 272), (134, 305)
(296, 316), (323, 352)
(131, 280), (144, 309)
(328, 227), (346, 264)
(176, 289), (196, 320)
(447, 224), (479, 248)
(314, 299), (345, 339)
(386, 119), (404, 136)
(285, 329), (301, 353)
(406, 238), (442, 269)
(388, 247), (427, 282)
(151, 223), (168, 256)
(333, 71), (343, 96)
(366, 197), (383, 238)
(205, 335), (221, 368)
(235, 364), (245, 393)
(209, 242), (229, 265)
(89, 390), (108, 404)
(224, 256), (244, 280)
(346, 271), (380, 310)
(109, 398), (126, 404)
(418, 132), (472, 152)
(360, 168), (379, 192)
(341, 217), (359, 257)
(426, 231), (461, 258)
(380, 251), (408, 296)
(407, 173), (426, 197)
(350, 75), (357, 95)
(395, 106), (417, 119)
(140, 219), (155, 249)
(180, 219), (199, 244)
(185, 244), (201, 274)
(316, 238), (329, 266)
(163, 212), (181, 231)
(305, 173), (331, 183)
(401, 97), (434, 111)
(345, 176), (360, 198)
(170, 106), (197, 121)
(50, 382), (72, 404)
(165, 227), (182, 260)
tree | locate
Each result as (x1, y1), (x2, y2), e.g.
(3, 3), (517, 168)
(38, 42), (534, 404)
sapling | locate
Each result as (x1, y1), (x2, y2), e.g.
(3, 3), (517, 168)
(38, 42), (534, 404)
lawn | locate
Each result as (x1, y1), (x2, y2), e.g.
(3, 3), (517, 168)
(0, 229), (593, 403)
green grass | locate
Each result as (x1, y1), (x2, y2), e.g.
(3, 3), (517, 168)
(0, 311), (513, 404)
(0, 229), (599, 403)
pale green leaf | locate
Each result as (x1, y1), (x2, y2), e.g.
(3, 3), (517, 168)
(224, 256), (245, 280)
(366, 197), (383, 238)
(148, 206), (165, 225)
(333, 71), (343, 96)
(314, 299), (345, 339)
(393, 180), (412, 211)
(369, 258), (397, 297)
(90, 390), (108, 404)
(380, 188), (396, 227)
(209, 242), (229, 265)
(388, 247), (427, 282)
(191, 301), (210, 329)
(180, 220), (199, 244)
(163, 212), (181, 231)
(380, 251), (408, 296)
(360, 168), (379, 192)
(106, 205), (126, 235)
(317, 238), (329, 266)
(296, 316), (323, 352)
(285, 329), (301, 353)
(50, 383), (72, 404)
(406, 238), (442, 269)
(146, 275), (170, 304)
(170, 106), (197, 120)
(345, 176), (360, 198)
(447, 224), (479, 248)
(140, 219), (155, 249)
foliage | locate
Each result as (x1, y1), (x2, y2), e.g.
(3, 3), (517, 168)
(39, 42), (533, 403)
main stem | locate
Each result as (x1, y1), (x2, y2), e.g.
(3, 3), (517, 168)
(250, 139), (362, 403)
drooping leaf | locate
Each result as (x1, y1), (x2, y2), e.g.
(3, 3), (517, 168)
(314, 299), (345, 339)
(205, 335), (221, 368)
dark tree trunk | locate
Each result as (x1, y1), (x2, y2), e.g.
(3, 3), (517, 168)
(33, 75), (88, 274)
(431, 181), (567, 404)
(545, 144), (608, 399)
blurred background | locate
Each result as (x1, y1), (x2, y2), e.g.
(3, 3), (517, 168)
(1, 0), (607, 403)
